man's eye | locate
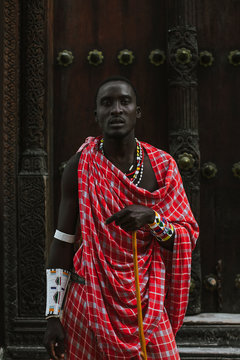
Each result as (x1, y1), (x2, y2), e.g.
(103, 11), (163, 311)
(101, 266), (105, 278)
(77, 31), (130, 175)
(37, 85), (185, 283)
(102, 99), (111, 106)
(121, 99), (130, 105)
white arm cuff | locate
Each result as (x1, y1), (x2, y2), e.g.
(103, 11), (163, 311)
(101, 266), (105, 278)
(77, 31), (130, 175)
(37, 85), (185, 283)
(54, 229), (75, 243)
(45, 268), (70, 316)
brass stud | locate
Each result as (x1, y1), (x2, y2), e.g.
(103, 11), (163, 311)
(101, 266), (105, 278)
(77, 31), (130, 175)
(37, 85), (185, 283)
(204, 275), (217, 291)
(57, 50), (74, 67)
(202, 162), (218, 179)
(117, 49), (135, 66)
(228, 50), (240, 66)
(232, 162), (240, 179)
(177, 152), (195, 171)
(199, 51), (214, 67)
(175, 48), (192, 65)
(87, 49), (104, 66)
(149, 49), (166, 66)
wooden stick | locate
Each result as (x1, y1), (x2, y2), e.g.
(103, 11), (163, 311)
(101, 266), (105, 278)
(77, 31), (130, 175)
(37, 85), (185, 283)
(132, 231), (148, 360)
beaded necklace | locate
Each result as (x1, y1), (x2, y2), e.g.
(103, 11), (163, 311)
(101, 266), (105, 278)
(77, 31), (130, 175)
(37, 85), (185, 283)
(99, 138), (144, 187)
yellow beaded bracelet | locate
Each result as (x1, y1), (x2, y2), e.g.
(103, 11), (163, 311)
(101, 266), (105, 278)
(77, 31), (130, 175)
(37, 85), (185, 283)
(148, 211), (174, 242)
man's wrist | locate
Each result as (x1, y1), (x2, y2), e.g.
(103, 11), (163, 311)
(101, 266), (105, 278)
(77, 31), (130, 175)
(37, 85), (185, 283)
(148, 209), (155, 224)
(45, 268), (70, 317)
(45, 314), (60, 320)
(148, 211), (175, 242)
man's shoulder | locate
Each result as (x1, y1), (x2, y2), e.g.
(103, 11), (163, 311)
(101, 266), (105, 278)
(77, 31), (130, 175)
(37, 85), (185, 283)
(141, 141), (176, 164)
(61, 152), (81, 182)
(66, 152), (81, 170)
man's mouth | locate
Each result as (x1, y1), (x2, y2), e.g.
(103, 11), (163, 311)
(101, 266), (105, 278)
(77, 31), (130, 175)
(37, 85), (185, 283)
(109, 118), (125, 125)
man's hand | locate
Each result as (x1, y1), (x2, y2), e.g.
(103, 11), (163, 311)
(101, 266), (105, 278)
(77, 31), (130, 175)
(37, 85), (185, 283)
(43, 317), (66, 360)
(105, 205), (155, 232)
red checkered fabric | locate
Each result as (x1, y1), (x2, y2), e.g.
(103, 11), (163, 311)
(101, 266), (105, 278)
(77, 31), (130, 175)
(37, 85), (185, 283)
(62, 282), (180, 359)
(64, 136), (198, 359)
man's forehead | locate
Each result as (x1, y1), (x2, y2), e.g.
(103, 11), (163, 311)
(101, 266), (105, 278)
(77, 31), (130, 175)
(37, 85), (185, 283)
(97, 81), (135, 98)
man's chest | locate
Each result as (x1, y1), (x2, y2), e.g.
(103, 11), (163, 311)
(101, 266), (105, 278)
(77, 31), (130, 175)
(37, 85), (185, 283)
(138, 150), (158, 192)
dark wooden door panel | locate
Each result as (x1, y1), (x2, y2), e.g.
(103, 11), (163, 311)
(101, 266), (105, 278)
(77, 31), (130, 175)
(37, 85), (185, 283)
(53, 0), (240, 313)
(197, 0), (240, 312)
(53, 0), (168, 219)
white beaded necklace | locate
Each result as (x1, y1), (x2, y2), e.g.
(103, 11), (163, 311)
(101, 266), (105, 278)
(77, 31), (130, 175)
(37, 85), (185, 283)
(99, 138), (144, 186)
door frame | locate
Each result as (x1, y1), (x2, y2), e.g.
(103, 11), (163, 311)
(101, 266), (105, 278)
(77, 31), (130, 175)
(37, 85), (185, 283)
(1, 0), (53, 359)
(1, 0), (240, 359)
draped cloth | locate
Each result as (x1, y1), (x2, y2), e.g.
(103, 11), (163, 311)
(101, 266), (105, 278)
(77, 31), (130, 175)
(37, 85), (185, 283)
(73, 137), (199, 359)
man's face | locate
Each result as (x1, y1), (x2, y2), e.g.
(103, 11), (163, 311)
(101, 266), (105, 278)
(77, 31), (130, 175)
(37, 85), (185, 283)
(95, 81), (141, 139)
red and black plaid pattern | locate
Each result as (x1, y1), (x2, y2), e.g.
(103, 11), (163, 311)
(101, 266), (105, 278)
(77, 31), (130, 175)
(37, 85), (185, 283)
(65, 137), (198, 358)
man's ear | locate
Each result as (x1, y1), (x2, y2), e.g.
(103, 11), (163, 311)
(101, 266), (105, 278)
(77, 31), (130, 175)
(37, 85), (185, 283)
(136, 106), (142, 119)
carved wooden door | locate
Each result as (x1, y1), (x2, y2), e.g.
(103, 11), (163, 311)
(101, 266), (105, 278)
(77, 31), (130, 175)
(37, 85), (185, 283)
(3, 0), (240, 358)
(52, 0), (201, 316)
(197, 0), (240, 313)
(53, 0), (240, 315)
(53, 0), (168, 221)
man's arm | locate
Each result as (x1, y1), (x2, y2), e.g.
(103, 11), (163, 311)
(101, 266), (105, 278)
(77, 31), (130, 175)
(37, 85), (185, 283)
(47, 152), (80, 269)
(44, 152), (80, 360)
(105, 205), (174, 251)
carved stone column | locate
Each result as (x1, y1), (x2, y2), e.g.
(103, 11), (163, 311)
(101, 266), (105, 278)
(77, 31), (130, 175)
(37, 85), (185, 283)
(1, 1), (53, 359)
(18, 0), (48, 318)
(167, 0), (201, 314)
(1, 0), (19, 354)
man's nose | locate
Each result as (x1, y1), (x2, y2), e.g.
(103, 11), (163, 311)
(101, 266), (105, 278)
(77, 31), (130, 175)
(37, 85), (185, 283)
(111, 101), (123, 115)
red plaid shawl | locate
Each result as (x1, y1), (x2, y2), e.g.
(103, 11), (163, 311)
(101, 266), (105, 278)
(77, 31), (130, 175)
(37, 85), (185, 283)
(73, 137), (199, 357)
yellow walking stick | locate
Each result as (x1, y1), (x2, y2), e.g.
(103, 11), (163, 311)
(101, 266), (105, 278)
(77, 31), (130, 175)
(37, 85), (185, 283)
(132, 231), (148, 360)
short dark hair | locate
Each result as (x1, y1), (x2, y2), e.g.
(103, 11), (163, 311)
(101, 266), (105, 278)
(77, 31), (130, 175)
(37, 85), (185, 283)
(95, 75), (139, 106)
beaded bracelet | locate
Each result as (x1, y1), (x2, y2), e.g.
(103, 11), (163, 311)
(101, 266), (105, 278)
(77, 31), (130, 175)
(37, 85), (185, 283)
(45, 268), (70, 317)
(148, 211), (174, 242)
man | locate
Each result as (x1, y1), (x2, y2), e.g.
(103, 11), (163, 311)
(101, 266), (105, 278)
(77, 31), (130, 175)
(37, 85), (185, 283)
(44, 76), (199, 360)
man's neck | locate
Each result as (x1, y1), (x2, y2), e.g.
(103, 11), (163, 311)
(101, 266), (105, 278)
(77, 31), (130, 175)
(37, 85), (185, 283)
(102, 134), (136, 170)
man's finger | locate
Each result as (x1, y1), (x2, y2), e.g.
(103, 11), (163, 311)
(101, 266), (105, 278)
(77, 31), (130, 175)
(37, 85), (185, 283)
(105, 207), (132, 225)
(50, 342), (58, 360)
(55, 341), (65, 359)
(105, 213), (118, 225)
(105, 210), (125, 225)
(45, 342), (56, 360)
